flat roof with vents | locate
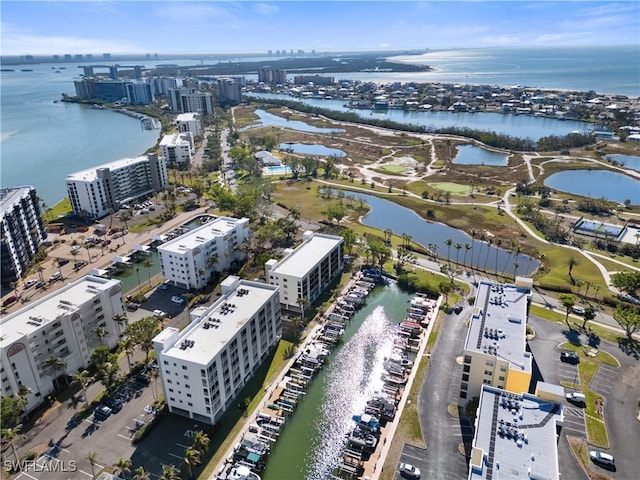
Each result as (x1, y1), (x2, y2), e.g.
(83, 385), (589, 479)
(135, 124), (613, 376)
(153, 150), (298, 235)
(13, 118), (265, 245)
(468, 385), (563, 480)
(0, 276), (121, 348)
(157, 216), (248, 255)
(269, 233), (343, 279)
(465, 280), (532, 372)
(158, 278), (279, 364)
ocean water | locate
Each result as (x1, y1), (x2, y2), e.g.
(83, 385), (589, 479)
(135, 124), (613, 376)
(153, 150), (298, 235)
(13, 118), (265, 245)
(1, 46), (637, 204)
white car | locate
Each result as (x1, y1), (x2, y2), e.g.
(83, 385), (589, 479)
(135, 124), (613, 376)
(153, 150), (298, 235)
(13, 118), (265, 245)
(171, 295), (185, 304)
(153, 309), (166, 318)
(590, 450), (615, 467)
(565, 392), (586, 404)
(399, 463), (421, 479)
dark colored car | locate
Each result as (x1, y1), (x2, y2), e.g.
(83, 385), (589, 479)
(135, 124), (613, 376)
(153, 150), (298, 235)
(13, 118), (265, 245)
(135, 373), (150, 385)
(94, 405), (112, 420)
(74, 260), (86, 270)
(103, 398), (123, 413)
(560, 351), (580, 364)
(57, 258), (70, 266)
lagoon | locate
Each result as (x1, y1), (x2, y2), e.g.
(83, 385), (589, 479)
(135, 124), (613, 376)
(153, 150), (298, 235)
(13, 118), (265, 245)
(278, 143), (346, 157)
(606, 154), (640, 171)
(247, 93), (592, 141)
(452, 145), (508, 166)
(544, 170), (640, 205)
(247, 109), (345, 134)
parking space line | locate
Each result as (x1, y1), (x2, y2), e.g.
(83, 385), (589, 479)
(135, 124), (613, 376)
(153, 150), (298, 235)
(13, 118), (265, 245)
(400, 452), (424, 461)
(168, 452), (184, 461)
(117, 433), (132, 440)
(78, 470), (94, 478)
(176, 442), (190, 448)
(16, 471), (38, 480)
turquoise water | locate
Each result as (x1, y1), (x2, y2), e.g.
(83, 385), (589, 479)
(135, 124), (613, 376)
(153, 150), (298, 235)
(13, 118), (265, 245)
(606, 154), (640, 171)
(278, 143), (346, 157)
(452, 145), (508, 166)
(545, 170), (640, 205)
(265, 165), (293, 175)
(262, 283), (412, 480)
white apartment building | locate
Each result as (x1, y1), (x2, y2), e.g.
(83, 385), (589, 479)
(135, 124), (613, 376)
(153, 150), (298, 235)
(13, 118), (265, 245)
(66, 153), (168, 219)
(160, 132), (194, 166)
(217, 78), (242, 106)
(176, 112), (203, 136)
(153, 276), (281, 424)
(0, 276), (124, 413)
(157, 216), (250, 290)
(461, 279), (533, 401)
(468, 383), (564, 480)
(265, 231), (344, 312)
(168, 88), (214, 115)
(1, 187), (47, 286)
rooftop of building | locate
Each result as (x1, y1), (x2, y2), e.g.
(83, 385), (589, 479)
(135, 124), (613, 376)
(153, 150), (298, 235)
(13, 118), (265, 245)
(0, 276), (121, 348)
(1, 186), (35, 217)
(154, 277), (279, 364)
(268, 232), (343, 279)
(160, 132), (192, 146)
(157, 216), (248, 255)
(468, 385), (563, 480)
(176, 113), (200, 121)
(465, 280), (532, 372)
(66, 155), (152, 182)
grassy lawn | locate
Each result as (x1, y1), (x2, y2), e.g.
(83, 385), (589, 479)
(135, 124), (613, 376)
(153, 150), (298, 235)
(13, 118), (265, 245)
(379, 164), (408, 174)
(48, 197), (72, 220)
(431, 182), (472, 194)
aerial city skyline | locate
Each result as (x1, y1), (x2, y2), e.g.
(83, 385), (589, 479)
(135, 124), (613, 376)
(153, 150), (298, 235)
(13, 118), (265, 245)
(1, 0), (639, 56)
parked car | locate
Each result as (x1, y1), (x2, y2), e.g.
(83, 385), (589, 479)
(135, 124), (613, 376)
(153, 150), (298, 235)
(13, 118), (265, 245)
(126, 302), (140, 312)
(103, 398), (123, 413)
(171, 295), (185, 304)
(566, 392), (586, 405)
(590, 450), (615, 467)
(399, 463), (421, 479)
(2, 296), (17, 308)
(25, 279), (38, 288)
(74, 260), (86, 270)
(560, 351), (580, 364)
(57, 258), (70, 266)
(153, 309), (166, 318)
(135, 372), (150, 385)
(49, 272), (62, 281)
(94, 405), (112, 420)
(572, 305), (586, 315)
(36, 280), (47, 289)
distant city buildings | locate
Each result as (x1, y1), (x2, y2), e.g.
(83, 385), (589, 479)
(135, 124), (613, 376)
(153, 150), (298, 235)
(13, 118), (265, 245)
(146, 76), (178, 96)
(258, 69), (287, 85)
(157, 217), (250, 290)
(160, 132), (194, 166)
(0, 275), (124, 413)
(176, 112), (203, 137)
(167, 88), (214, 115)
(153, 276), (281, 424)
(216, 78), (242, 106)
(461, 279), (533, 400)
(265, 231), (344, 312)
(125, 82), (154, 105)
(0, 187), (47, 286)
(66, 153), (168, 219)
(293, 74), (335, 86)
(468, 383), (564, 480)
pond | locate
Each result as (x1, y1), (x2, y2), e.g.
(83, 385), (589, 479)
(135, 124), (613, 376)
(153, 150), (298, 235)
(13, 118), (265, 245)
(244, 109), (346, 134)
(544, 170), (640, 205)
(247, 93), (592, 141)
(606, 154), (640, 171)
(278, 143), (346, 157)
(326, 189), (539, 276)
(452, 144), (509, 166)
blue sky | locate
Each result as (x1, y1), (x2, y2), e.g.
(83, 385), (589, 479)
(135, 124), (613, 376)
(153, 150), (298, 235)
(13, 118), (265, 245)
(1, 1), (638, 55)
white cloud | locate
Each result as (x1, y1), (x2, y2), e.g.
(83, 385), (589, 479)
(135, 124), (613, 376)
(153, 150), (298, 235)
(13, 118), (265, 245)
(480, 35), (522, 46)
(532, 32), (592, 44)
(253, 3), (279, 15)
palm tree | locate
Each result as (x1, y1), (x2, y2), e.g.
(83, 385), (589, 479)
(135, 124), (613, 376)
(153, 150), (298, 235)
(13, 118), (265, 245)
(582, 306), (596, 330)
(454, 242), (462, 264)
(559, 293), (576, 327)
(469, 229), (477, 266)
(120, 338), (134, 374)
(159, 465), (180, 480)
(444, 238), (453, 262)
(463, 243), (471, 268)
(191, 431), (210, 456)
(1, 424), (22, 464)
(567, 256), (580, 283)
(45, 356), (67, 391)
(73, 370), (91, 407)
(143, 259), (153, 287)
(16, 385), (31, 419)
(133, 466), (151, 480)
(484, 238), (494, 272)
(96, 326), (108, 345)
(476, 233), (486, 269)
(182, 447), (201, 480)
(87, 451), (99, 480)
(296, 296), (308, 320)
(117, 211), (131, 231)
(113, 313), (128, 336)
(112, 457), (132, 479)
(495, 238), (503, 275)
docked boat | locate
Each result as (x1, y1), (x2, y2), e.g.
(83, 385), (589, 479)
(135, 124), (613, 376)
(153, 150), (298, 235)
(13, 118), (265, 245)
(220, 464), (261, 480)
(382, 373), (407, 386)
(352, 413), (381, 432)
(348, 426), (378, 449)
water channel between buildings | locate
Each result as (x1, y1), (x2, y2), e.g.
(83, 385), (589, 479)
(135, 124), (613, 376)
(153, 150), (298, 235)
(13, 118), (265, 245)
(262, 282), (412, 480)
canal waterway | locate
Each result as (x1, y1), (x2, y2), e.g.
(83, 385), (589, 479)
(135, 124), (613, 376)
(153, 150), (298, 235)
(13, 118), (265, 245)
(326, 189), (539, 275)
(246, 93), (593, 141)
(262, 282), (412, 480)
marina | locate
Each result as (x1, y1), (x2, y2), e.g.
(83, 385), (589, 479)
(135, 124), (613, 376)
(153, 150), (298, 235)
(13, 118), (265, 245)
(214, 269), (440, 480)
